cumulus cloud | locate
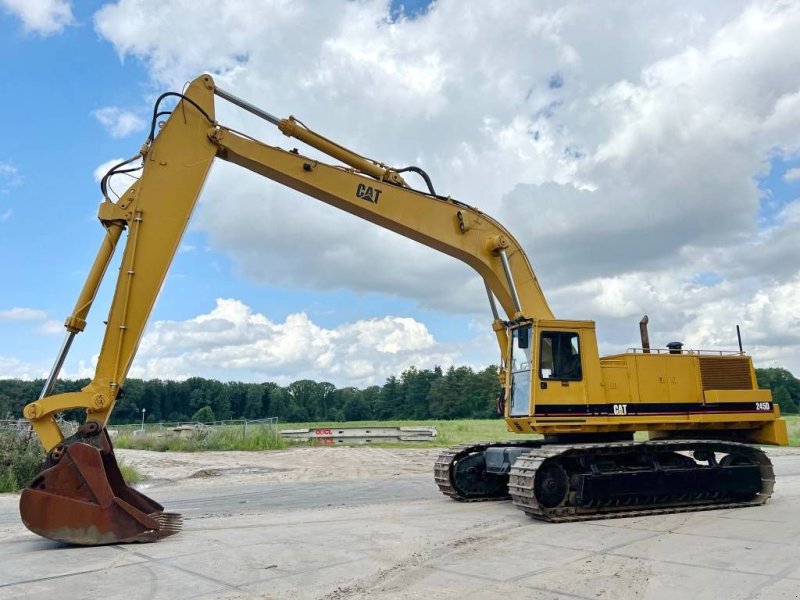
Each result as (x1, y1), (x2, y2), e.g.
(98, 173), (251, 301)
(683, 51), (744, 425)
(93, 157), (124, 183)
(0, 307), (47, 321)
(130, 298), (457, 385)
(36, 320), (64, 335)
(92, 0), (800, 375)
(92, 156), (143, 201)
(1, 0), (73, 35)
(0, 356), (46, 380)
(784, 167), (800, 182)
(92, 107), (146, 138)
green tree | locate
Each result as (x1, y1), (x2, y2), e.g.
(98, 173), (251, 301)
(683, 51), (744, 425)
(191, 406), (215, 423)
(287, 380), (320, 419)
(376, 375), (400, 419)
(243, 385), (265, 419)
(427, 367), (463, 419)
(757, 368), (800, 398)
(342, 395), (371, 420)
(774, 386), (798, 414)
(399, 366), (442, 419)
(472, 366), (503, 418)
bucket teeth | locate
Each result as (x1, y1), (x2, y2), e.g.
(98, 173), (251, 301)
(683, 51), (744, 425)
(19, 424), (181, 546)
(131, 513), (183, 542)
(153, 512), (183, 535)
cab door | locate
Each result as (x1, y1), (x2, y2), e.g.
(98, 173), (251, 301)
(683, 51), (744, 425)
(508, 325), (533, 417)
(535, 331), (587, 415)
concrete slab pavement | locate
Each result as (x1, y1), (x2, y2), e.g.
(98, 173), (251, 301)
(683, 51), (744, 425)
(0, 451), (797, 600)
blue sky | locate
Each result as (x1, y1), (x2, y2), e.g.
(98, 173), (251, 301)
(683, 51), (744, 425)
(0, 0), (482, 384)
(1, 0), (798, 385)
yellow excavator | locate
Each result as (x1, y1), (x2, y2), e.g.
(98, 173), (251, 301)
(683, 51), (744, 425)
(20, 75), (788, 545)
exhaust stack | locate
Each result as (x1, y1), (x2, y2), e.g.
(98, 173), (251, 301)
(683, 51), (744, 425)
(639, 315), (650, 354)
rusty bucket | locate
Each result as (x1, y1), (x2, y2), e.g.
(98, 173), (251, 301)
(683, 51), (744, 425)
(19, 421), (181, 545)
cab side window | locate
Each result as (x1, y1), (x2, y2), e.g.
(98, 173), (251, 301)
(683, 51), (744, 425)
(540, 332), (582, 381)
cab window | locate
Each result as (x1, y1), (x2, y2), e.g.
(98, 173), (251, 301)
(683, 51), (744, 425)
(508, 326), (533, 416)
(539, 332), (582, 381)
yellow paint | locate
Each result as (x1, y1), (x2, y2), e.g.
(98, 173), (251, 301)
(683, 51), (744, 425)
(26, 74), (787, 452)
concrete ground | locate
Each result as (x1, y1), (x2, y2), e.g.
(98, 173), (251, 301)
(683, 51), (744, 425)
(0, 446), (798, 600)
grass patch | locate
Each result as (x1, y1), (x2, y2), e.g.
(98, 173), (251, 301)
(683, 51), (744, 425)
(786, 416), (800, 446)
(279, 419), (539, 448)
(0, 431), (44, 493)
(114, 424), (289, 452)
(292, 418), (800, 448)
(112, 419), (514, 451)
(113, 416), (800, 452)
(0, 431), (144, 491)
(118, 460), (146, 485)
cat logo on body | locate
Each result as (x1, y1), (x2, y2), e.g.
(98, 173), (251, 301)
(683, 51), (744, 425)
(356, 183), (382, 204)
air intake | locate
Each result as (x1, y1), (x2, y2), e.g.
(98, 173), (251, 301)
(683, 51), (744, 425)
(699, 356), (753, 390)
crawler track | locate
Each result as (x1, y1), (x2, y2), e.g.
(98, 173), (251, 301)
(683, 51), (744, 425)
(507, 440), (774, 522)
(436, 439), (774, 522)
(434, 441), (539, 502)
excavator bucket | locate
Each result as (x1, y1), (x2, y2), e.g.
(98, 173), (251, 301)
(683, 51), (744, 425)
(19, 421), (181, 545)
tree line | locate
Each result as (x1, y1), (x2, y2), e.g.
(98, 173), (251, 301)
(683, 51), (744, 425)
(755, 367), (800, 415)
(0, 366), (797, 424)
(0, 365), (503, 424)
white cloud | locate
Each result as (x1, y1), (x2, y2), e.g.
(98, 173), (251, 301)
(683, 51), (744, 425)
(0, 307), (47, 321)
(91, 0), (800, 376)
(92, 107), (146, 138)
(93, 157), (126, 183)
(0, 161), (22, 193)
(0, 356), (47, 380)
(0, 208), (11, 222)
(130, 298), (456, 386)
(784, 167), (800, 182)
(36, 319), (64, 335)
(93, 156), (142, 200)
(1, 0), (73, 35)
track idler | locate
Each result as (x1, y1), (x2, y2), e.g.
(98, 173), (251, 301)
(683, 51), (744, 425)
(19, 421), (181, 545)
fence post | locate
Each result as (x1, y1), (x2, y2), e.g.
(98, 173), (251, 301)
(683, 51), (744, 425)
(243, 420), (248, 439)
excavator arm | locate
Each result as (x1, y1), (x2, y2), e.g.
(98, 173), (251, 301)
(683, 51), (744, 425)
(26, 75), (553, 452)
(20, 74), (552, 545)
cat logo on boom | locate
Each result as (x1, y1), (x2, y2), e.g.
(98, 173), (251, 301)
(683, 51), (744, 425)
(356, 183), (382, 204)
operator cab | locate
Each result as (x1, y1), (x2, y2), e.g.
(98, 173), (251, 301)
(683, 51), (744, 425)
(506, 321), (593, 418)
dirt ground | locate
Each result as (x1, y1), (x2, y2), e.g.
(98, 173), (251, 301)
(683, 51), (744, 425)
(117, 446), (442, 486)
(118, 444), (800, 486)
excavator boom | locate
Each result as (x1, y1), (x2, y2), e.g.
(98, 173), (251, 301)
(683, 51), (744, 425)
(20, 75), (552, 545)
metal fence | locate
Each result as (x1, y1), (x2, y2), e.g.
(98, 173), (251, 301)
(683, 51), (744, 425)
(0, 419), (29, 433)
(0, 417), (78, 437)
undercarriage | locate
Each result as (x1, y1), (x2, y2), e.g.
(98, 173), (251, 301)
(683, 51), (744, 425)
(434, 439), (774, 522)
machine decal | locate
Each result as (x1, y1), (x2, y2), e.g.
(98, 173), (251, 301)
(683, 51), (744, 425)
(533, 402), (774, 416)
(356, 183), (382, 204)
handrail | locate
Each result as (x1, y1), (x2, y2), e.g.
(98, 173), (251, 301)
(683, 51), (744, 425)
(625, 348), (744, 356)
